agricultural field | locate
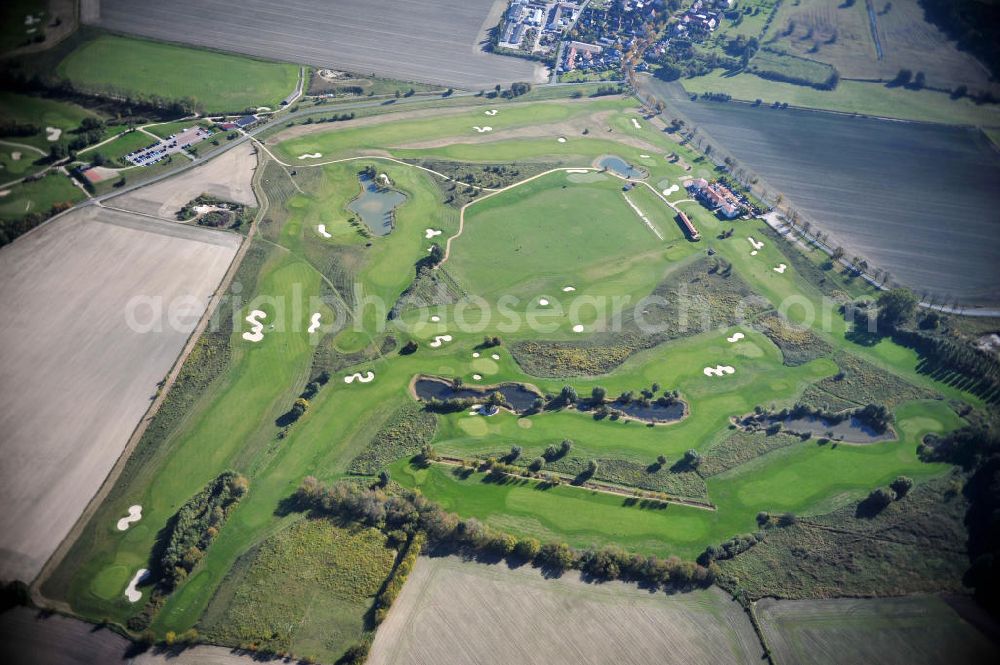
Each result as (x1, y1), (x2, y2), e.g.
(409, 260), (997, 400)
(31, 88), (999, 663)
(89, 0), (545, 90)
(756, 595), (999, 665)
(368, 555), (763, 665)
(0, 206), (240, 584)
(55, 33), (301, 113)
(640, 76), (1000, 306)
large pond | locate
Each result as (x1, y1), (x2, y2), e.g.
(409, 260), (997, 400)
(347, 173), (406, 236)
(764, 415), (894, 443)
(414, 377), (541, 413)
(597, 155), (647, 180)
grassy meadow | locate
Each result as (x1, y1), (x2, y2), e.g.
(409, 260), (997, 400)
(41, 94), (987, 659)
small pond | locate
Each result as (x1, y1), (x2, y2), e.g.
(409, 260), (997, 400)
(414, 377), (541, 413)
(597, 155), (647, 180)
(347, 173), (406, 236)
(578, 398), (686, 424)
(765, 415), (894, 443)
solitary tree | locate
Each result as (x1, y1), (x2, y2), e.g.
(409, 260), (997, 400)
(890, 475), (913, 499)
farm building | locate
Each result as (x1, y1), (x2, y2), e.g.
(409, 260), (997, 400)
(234, 114), (259, 129)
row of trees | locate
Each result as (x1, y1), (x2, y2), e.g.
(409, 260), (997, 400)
(293, 477), (717, 589)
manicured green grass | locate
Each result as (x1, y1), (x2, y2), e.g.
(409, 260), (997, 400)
(0, 172), (82, 220)
(45, 95), (987, 641)
(200, 517), (396, 662)
(0, 91), (102, 151)
(681, 71), (1000, 126)
(145, 119), (213, 140)
(56, 34), (300, 113)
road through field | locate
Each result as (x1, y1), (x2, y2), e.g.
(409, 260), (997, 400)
(87, 0), (545, 89)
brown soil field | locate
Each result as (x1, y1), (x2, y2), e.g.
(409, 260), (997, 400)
(0, 206), (240, 583)
(756, 595), (1000, 665)
(111, 142), (258, 219)
(368, 555), (763, 665)
(766, 0), (997, 92)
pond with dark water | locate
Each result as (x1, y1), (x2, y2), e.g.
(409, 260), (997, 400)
(766, 415), (894, 443)
(414, 378), (541, 413)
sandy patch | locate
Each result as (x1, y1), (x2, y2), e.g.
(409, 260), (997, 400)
(124, 569), (149, 603)
(0, 190), (9, 198)
(425, 228), (442, 238)
(429, 334), (453, 348)
(317, 224), (332, 238)
(430, 315), (441, 323)
(562, 286), (576, 292)
(726, 332), (745, 343)
(747, 237), (764, 251)
(572, 324), (585, 333)
(472, 374), (482, 380)
(773, 264), (787, 274)
(565, 169), (588, 174)
(472, 352), (480, 358)
(344, 371), (375, 384)
(298, 152), (322, 159)
(538, 298), (549, 306)
(257, 106), (272, 112)
(11, 152), (21, 161)
(485, 109), (498, 116)
(472, 126), (493, 133)
(45, 127), (62, 141)
(631, 118), (641, 129)
(490, 353), (500, 360)
(116, 505), (142, 531)
(640, 154), (650, 158)
(557, 137), (567, 143)
(308, 312), (322, 333)
(242, 310), (266, 343)
(750, 250), (758, 256)
(703, 365), (736, 377)
(663, 185), (679, 195)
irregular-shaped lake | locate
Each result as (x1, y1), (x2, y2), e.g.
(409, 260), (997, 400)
(347, 173), (406, 236)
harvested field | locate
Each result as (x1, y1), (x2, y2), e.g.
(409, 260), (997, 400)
(0, 206), (239, 582)
(110, 142), (259, 219)
(88, 0), (546, 89)
(368, 555), (763, 665)
(756, 595), (998, 665)
(641, 77), (1000, 305)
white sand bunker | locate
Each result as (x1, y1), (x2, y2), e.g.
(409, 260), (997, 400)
(538, 298), (550, 306)
(317, 224), (332, 238)
(430, 315), (441, 322)
(11, 152), (21, 161)
(0, 190), (10, 198)
(562, 286), (576, 292)
(726, 332), (745, 343)
(640, 154), (650, 158)
(703, 365), (736, 377)
(566, 169), (588, 174)
(485, 109), (498, 116)
(491, 353), (500, 360)
(773, 264), (788, 274)
(116, 505), (142, 531)
(473, 374), (482, 380)
(572, 324), (585, 333)
(125, 569), (149, 603)
(663, 184), (679, 195)
(557, 137), (567, 143)
(344, 371), (375, 384)
(750, 251), (758, 256)
(257, 106), (272, 112)
(298, 152), (322, 159)
(242, 310), (266, 343)
(472, 352), (480, 358)
(473, 126), (493, 133)
(308, 312), (322, 334)
(429, 334), (453, 348)
(425, 228), (442, 238)
(747, 237), (764, 251)
(631, 118), (642, 129)
(45, 126), (61, 141)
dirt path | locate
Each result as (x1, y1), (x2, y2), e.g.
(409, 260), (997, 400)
(432, 456), (715, 510)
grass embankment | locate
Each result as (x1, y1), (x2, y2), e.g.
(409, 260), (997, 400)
(0, 91), (103, 152)
(55, 34), (300, 113)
